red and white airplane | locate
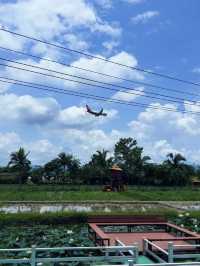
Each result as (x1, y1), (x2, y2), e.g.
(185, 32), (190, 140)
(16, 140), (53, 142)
(86, 105), (107, 117)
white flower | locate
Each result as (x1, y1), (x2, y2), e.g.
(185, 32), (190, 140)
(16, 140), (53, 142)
(69, 238), (74, 243)
(26, 250), (32, 254)
(195, 224), (198, 228)
(178, 214), (183, 218)
(180, 224), (184, 228)
(185, 212), (190, 216)
(67, 230), (73, 234)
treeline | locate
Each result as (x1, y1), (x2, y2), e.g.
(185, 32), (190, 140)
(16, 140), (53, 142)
(0, 137), (199, 186)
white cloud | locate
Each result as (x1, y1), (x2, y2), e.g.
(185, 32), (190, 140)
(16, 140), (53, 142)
(0, 132), (21, 152)
(0, 131), (62, 165)
(127, 101), (200, 163)
(131, 11), (159, 24)
(0, 0), (121, 42)
(0, 30), (26, 51)
(71, 51), (145, 83)
(58, 105), (118, 129)
(0, 93), (59, 125)
(0, 93), (117, 128)
(94, 0), (113, 9)
(112, 86), (144, 101)
(103, 40), (119, 53)
(192, 68), (200, 74)
(61, 128), (121, 161)
(122, 0), (144, 4)
(63, 34), (89, 50)
(0, 49), (144, 93)
(24, 139), (63, 165)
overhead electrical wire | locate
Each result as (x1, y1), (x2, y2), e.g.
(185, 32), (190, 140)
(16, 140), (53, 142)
(0, 57), (200, 108)
(0, 60), (200, 109)
(1, 27), (200, 88)
(0, 76), (200, 116)
(0, 45), (198, 98)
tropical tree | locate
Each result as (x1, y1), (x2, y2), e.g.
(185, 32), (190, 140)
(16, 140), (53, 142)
(84, 150), (113, 185)
(58, 152), (71, 173)
(165, 153), (186, 168)
(44, 158), (62, 182)
(163, 153), (190, 186)
(44, 153), (80, 184)
(114, 138), (150, 184)
(8, 147), (31, 184)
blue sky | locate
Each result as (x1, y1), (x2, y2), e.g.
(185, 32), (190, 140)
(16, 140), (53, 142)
(0, 0), (200, 165)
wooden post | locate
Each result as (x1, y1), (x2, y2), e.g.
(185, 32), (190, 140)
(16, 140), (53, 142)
(31, 246), (36, 266)
(168, 242), (174, 263)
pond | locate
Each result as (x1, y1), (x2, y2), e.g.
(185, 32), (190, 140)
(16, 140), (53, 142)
(0, 224), (95, 265)
(0, 224), (92, 249)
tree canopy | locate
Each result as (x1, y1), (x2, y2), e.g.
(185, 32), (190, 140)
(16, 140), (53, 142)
(0, 138), (198, 186)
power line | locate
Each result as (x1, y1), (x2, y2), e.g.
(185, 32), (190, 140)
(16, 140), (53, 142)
(0, 45), (198, 98)
(0, 76), (200, 116)
(0, 57), (200, 108)
(1, 27), (200, 88)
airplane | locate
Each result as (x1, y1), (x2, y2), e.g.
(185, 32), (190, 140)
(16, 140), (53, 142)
(86, 104), (107, 117)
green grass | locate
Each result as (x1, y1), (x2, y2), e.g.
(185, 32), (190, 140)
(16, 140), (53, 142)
(0, 184), (199, 201)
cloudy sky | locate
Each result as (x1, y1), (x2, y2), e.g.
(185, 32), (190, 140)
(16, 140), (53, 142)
(0, 0), (200, 165)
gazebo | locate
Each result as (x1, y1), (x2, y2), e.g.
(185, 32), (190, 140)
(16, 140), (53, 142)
(110, 164), (125, 192)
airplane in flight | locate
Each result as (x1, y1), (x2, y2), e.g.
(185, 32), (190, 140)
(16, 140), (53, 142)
(86, 104), (107, 117)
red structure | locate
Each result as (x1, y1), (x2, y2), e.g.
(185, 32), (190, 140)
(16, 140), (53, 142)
(88, 216), (200, 253)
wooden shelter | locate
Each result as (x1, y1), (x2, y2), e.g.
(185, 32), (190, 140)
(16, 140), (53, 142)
(110, 164), (126, 192)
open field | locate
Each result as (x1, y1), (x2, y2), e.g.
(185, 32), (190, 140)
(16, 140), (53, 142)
(0, 185), (199, 201)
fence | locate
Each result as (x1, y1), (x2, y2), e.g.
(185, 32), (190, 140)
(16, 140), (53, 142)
(143, 239), (200, 263)
(0, 245), (137, 265)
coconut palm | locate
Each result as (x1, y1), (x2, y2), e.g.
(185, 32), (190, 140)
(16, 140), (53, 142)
(89, 149), (113, 185)
(91, 149), (113, 167)
(8, 147), (31, 184)
(165, 153), (186, 168)
(58, 152), (71, 173)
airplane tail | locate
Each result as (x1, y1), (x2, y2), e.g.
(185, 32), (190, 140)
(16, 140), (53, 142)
(86, 104), (90, 112)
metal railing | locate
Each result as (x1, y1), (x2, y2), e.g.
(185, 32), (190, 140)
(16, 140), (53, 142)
(143, 239), (200, 263)
(115, 239), (139, 263)
(0, 245), (138, 265)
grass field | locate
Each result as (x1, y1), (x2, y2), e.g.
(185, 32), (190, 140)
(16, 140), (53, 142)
(0, 185), (199, 201)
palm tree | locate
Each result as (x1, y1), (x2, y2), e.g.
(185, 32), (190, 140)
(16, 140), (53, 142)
(8, 147), (31, 184)
(90, 149), (113, 185)
(165, 153), (186, 168)
(91, 149), (112, 166)
(58, 152), (71, 173)
(57, 152), (80, 183)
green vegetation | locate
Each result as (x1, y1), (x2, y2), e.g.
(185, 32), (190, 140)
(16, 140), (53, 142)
(0, 184), (199, 201)
(0, 137), (198, 187)
(0, 209), (199, 230)
(0, 224), (92, 248)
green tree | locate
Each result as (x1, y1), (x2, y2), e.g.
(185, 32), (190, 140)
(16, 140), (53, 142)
(8, 147), (31, 184)
(44, 153), (80, 184)
(44, 158), (62, 182)
(165, 153), (186, 167)
(58, 152), (71, 173)
(163, 153), (190, 186)
(114, 138), (150, 184)
(83, 150), (113, 185)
